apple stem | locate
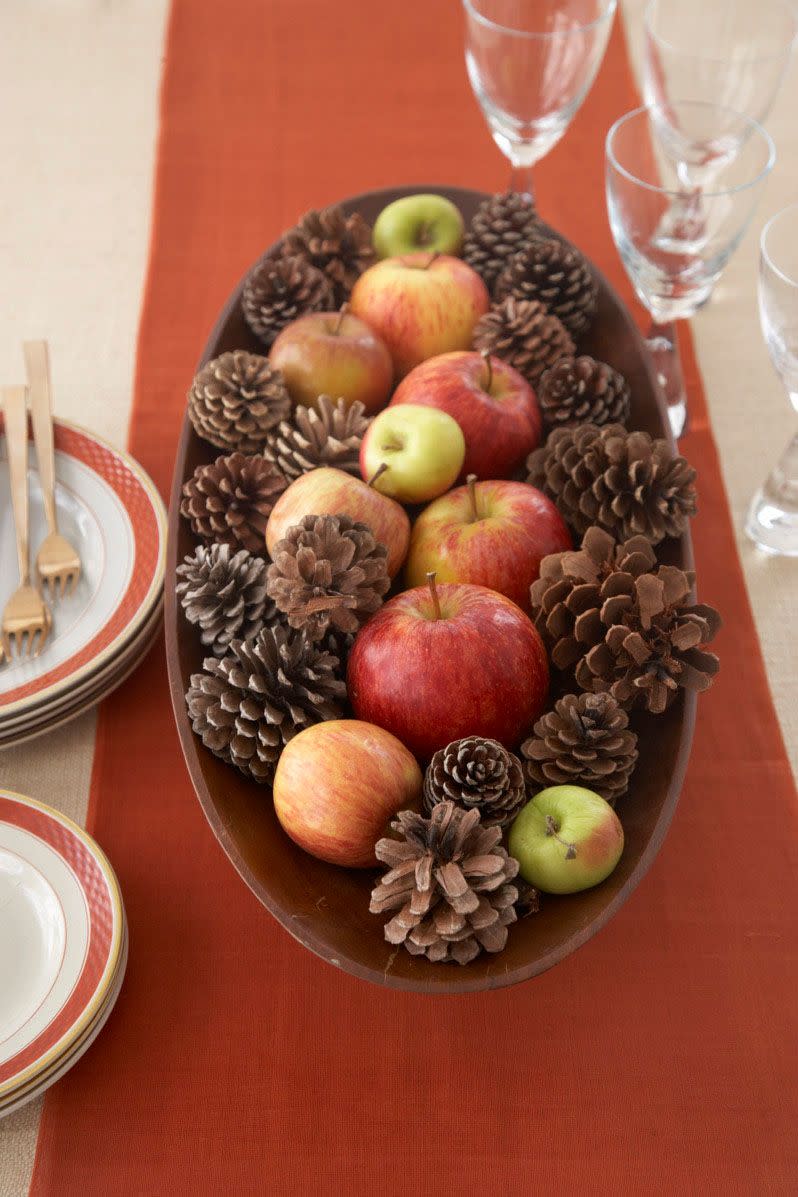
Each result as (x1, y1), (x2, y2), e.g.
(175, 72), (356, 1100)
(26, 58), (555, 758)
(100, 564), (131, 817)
(332, 303), (349, 336)
(426, 571), (442, 621)
(545, 814), (577, 860)
(480, 349), (493, 392)
(466, 473), (480, 522)
(423, 251), (440, 270)
(367, 462), (390, 488)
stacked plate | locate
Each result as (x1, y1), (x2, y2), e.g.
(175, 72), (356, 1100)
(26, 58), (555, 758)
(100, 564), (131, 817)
(0, 789), (127, 1117)
(0, 419), (167, 746)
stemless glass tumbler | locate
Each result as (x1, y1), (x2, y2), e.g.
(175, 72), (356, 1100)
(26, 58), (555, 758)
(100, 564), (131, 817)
(462, 0), (617, 204)
(605, 104), (775, 438)
(746, 205), (798, 556)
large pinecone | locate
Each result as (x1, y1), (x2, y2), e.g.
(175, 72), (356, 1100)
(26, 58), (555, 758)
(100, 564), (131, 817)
(527, 422), (697, 545)
(462, 192), (542, 295)
(495, 237), (598, 338)
(180, 452), (287, 556)
(539, 356), (631, 432)
(267, 513), (390, 639)
(281, 204), (375, 305)
(264, 395), (370, 482)
(188, 351), (291, 454)
(521, 692), (638, 805)
(529, 526), (721, 714)
(242, 255), (334, 347)
(423, 737), (526, 829)
(176, 543), (272, 656)
(472, 297), (575, 388)
(186, 626), (346, 783)
(370, 802), (521, 965)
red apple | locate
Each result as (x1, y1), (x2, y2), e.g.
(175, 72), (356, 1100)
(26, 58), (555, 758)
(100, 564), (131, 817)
(269, 309), (393, 413)
(405, 476), (571, 609)
(348, 576), (549, 759)
(349, 252), (489, 378)
(272, 719), (423, 867)
(265, 466), (410, 578)
(390, 350), (542, 479)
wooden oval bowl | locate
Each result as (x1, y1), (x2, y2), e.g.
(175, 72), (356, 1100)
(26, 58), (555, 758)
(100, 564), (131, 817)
(165, 186), (696, 993)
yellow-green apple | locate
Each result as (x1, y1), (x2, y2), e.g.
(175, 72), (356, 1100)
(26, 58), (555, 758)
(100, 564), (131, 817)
(348, 574), (549, 760)
(405, 475), (571, 608)
(272, 719), (423, 867)
(265, 467), (410, 578)
(268, 309), (393, 413)
(359, 405), (466, 504)
(508, 785), (624, 894)
(390, 350), (542, 479)
(349, 253), (489, 378)
(373, 193), (465, 258)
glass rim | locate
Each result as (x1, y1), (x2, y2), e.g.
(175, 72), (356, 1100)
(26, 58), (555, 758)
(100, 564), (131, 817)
(462, 0), (617, 40)
(605, 103), (776, 199)
(644, 0), (798, 65)
(761, 203), (798, 289)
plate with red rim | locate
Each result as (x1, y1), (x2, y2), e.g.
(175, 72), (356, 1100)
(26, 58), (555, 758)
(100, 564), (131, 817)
(0, 790), (125, 1097)
(0, 418), (166, 721)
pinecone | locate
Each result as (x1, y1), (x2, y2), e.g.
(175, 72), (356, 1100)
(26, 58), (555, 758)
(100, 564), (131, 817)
(264, 395), (370, 481)
(526, 423), (697, 545)
(188, 351), (291, 454)
(186, 625), (346, 783)
(267, 513), (390, 639)
(281, 204), (375, 305)
(539, 356), (631, 432)
(462, 192), (542, 294)
(176, 543), (272, 656)
(521, 692), (638, 805)
(472, 298), (575, 388)
(529, 526), (721, 714)
(242, 255), (335, 347)
(423, 737), (526, 828)
(495, 237), (598, 338)
(180, 452), (287, 556)
(370, 802), (521, 965)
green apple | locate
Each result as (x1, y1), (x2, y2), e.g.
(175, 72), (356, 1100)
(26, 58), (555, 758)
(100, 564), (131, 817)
(359, 404), (466, 504)
(373, 194), (465, 259)
(508, 785), (624, 895)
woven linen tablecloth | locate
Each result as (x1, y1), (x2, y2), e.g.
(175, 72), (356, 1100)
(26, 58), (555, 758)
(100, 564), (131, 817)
(1, 1), (796, 1193)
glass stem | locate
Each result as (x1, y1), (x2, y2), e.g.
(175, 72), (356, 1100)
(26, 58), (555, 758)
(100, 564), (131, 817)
(645, 319), (688, 440)
(746, 426), (798, 557)
(510, 162), (535, 206)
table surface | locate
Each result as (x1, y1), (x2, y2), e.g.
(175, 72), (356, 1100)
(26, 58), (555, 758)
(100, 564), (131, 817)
(0, 0), (795, 1190)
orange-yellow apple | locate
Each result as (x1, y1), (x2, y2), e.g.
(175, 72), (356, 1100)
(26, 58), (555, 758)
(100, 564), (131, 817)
(406, 476), (571, 608)
(349, 253), (489, 378)
(508, 785), (624, 894)
(359, 405), (466, 504)
(348, 575), (549, 759)
(265, 467), (410, 578)
(273, 719), (423, 867)
(268, 309), (393, 413)
(390, 350), (542, 479)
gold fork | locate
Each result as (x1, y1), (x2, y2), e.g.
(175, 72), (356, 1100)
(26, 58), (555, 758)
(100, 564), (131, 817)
(24, 340), (81, 599)
(1, 386), (51, 660)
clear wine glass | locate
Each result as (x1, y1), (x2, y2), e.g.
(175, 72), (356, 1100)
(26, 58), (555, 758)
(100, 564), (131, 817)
(746, 204), (798, 556)
(606, 104), (775, 439)
(462, 0), (617, 205)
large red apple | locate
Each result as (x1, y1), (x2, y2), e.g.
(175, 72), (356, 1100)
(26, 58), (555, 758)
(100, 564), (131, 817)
(349, 252), (489, 378)
(266, 467), (410, 578)
(269, 309), (393, 413)
(405, 476), (571, 609)
(348, 577), (549, 760)
(390, 350), (542, 479)
(272, 719), (423, 867)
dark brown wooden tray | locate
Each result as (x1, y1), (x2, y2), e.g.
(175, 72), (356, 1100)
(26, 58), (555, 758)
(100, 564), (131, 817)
(165, 185), (696, 993)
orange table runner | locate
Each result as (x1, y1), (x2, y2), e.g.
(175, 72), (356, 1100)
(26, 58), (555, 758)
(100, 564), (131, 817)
(31, 2), (798, 1192)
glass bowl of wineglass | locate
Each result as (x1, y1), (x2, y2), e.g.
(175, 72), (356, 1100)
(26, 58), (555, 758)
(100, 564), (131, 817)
(462, 0), (617, 206)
